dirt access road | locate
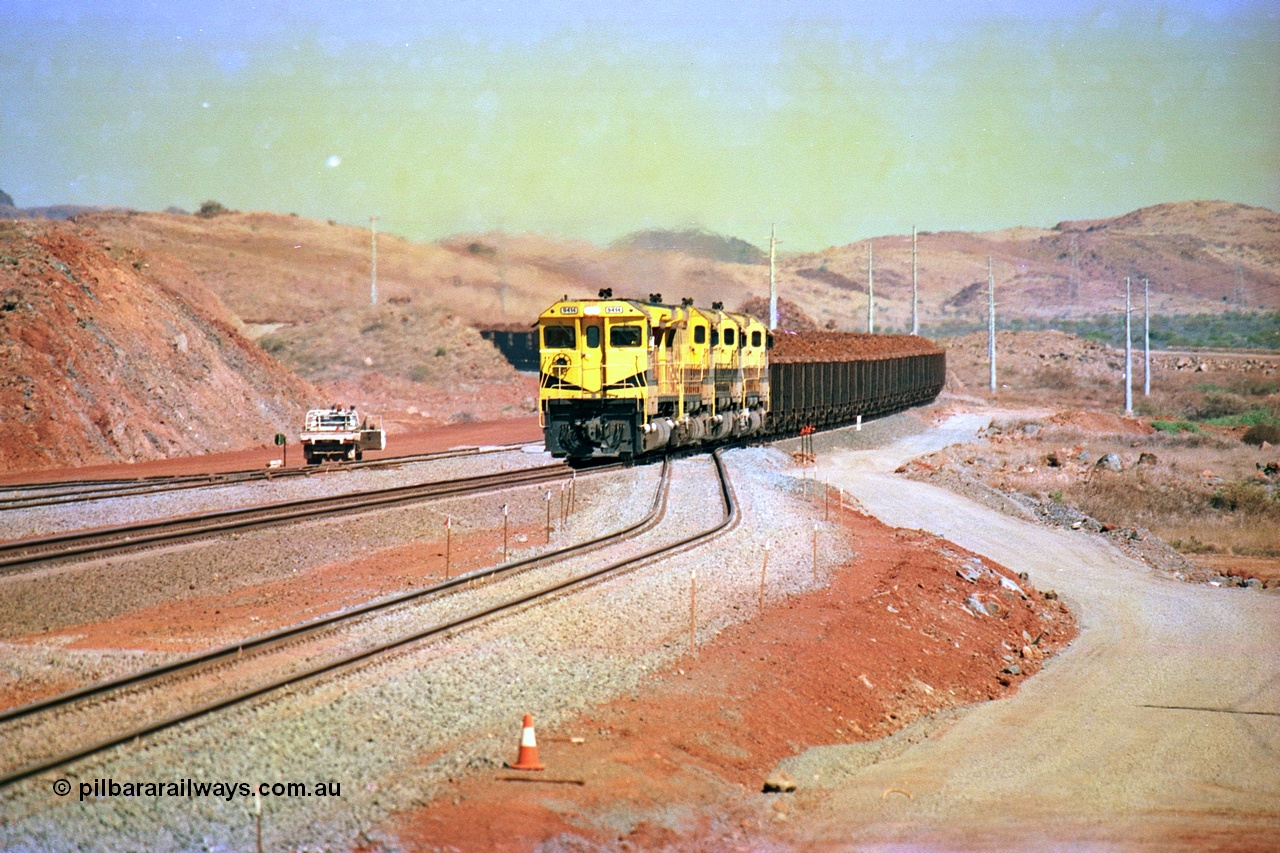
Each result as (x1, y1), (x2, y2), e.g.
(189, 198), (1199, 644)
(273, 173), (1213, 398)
(793, 414), (1280, 850)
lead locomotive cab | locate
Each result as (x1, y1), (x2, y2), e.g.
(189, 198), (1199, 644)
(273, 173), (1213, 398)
(538, 291), (769, 460)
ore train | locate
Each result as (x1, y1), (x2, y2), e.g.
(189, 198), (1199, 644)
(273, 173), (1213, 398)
(538, 291), (946, 460)
(535, 294), (947, 458)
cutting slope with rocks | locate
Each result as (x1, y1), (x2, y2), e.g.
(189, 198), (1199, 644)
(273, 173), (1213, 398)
(0, 219), (317, 474)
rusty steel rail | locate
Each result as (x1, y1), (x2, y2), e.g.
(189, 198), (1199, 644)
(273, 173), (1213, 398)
(0, 462), (606, 575)
(0, 456), (692, 789)
(0, 443), (534, 511)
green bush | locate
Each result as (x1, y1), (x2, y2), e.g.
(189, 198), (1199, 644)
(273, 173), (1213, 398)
(1169, 536), (1218, 554)
(1206, 408), (1280, 428)
(258, 336), (288, 354)
(1150, 420), (1201, 434)
(1033, 365), (1079, 390)
(927, 311), (1280, 350)
(197, 200), (228, 217)
(1195, 391), (1250, 420)
(1209, 482), (1276, 514)
(1243, 423), (1280, 446)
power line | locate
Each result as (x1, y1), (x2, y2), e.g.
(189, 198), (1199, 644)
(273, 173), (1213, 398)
(988, 256), (996, 393)
(1124, 276), (1133, 416)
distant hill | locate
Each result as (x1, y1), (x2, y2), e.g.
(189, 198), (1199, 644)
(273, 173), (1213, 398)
(0, 203), (126, 221)
(0, 188), (129, 221)
(788, 201), (1279, 331)
(612, 229), (767, 265)
(737, 296), (819, 331)
(64, 201), (1280, 343)
(69, 201), (1279, 395)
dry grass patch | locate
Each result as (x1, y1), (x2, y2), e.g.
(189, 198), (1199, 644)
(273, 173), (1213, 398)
(921, 421), (1280, 558)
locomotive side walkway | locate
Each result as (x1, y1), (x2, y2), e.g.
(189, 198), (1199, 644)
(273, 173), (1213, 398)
(801, 413), (1280, 850)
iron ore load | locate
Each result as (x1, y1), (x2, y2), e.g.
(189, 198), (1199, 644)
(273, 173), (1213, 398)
(537, 292), (945, 459)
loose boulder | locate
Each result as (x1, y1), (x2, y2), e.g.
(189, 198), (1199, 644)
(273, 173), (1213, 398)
(763, 770), (798, 793)
(1095, 452), (1123, 472)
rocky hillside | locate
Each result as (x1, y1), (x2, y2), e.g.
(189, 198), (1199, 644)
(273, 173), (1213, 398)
(78, 201), (1278, 346)
(0, 220), (318, 473)
(611, 228), (768, 264)
(787, 201), (1279, 332)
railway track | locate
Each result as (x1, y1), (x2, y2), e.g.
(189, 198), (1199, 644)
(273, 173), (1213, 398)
(0, 443), (533, 512)
(0, 462), (594, 575)
(0, 452), (736, 789)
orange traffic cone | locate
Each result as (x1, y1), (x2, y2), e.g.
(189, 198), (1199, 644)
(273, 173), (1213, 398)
(507, 713), (545, 771)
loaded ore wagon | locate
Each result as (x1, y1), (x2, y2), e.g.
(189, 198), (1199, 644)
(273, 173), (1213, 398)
(535, 292), (945, 459)
(766, 331), (946, 434)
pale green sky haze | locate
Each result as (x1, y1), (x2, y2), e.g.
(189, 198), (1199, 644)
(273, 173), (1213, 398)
(2, 1), (1276, 250)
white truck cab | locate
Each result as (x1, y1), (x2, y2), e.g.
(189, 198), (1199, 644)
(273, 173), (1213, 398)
(299, 406), (386, 463)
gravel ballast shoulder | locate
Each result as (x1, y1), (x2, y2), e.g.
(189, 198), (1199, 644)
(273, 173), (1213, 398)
(0, 448), (548, 542)
(0, 446), (856, 851)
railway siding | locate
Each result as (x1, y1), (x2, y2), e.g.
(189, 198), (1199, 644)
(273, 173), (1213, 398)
(0, 464), (659, 678)
(0, 447), (545, 542)
(0, 450), (846, 851)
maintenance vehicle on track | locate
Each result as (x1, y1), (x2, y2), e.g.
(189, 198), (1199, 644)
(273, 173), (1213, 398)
(300, 406), (386, 464)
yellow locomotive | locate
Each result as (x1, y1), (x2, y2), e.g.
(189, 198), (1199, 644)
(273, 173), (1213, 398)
(538, 290), (770, 459)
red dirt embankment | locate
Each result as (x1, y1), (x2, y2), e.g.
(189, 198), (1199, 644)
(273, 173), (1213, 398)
(378, 501), (1075, 851)
(0, 220), (317, 474)
(0, 417), (543, 486)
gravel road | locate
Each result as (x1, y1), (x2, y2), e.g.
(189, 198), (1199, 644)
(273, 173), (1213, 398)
(787, 413), (1280, 849)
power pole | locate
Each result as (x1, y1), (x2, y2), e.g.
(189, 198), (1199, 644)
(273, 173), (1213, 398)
(911, 225), (919, 336)
(1124, 277), (1133, 415)
(768, 224), (778, 330)
(1069, 233), (1080, 306)
(987, 256), (996, 393)
(499, 246), (509, 316)
(866, 240), (874, 334)
(369, 215), (379, 306)
(1143, 277), (1151, 397)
